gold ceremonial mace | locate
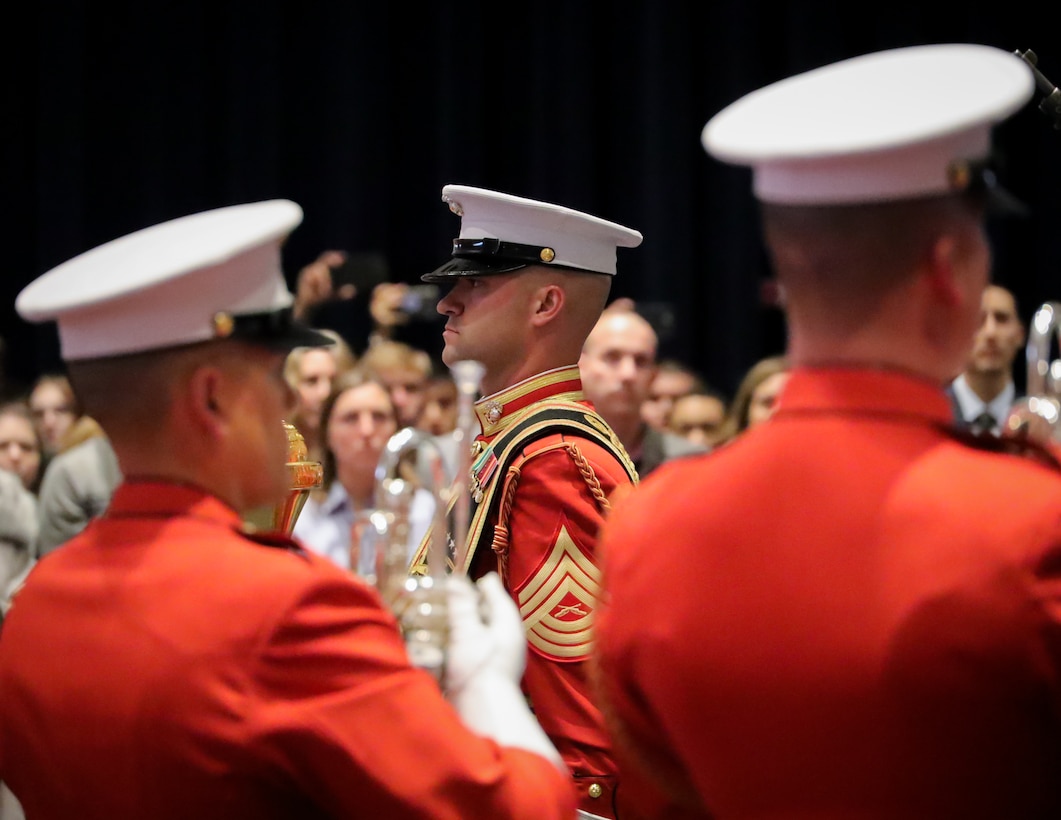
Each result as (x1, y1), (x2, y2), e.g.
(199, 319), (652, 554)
(244, 421), (323, 535)
(274, 421), (324, 534)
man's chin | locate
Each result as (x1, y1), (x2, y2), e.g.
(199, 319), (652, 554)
(971, 357), (1004, 373)
(441, 346), (460, 367)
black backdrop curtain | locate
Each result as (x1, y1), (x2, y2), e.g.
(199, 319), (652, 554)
(7, 1), (1061, 400)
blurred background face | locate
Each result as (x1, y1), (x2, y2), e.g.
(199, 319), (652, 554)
(29, 378), (77, 455)
(294, 349), (339, 431)
(668, 394), (726, 447)
(642, 369), (698, 430)
(747, 371), (789, 429)
(0, 409), (43, 491)
(969, 284), (1024, 378)
(326, 382), (398, 470)
(379, 368), (427, 429)
(580, 313), (658, 420)
(418, 377), (458, 435)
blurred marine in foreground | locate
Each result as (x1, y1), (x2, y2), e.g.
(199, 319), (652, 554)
(593, 44), (1061, 818)
(0, 200), (575, 818)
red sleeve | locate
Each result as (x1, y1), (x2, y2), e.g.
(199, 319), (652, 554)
(248, 572), (577, 820)
(593, 481), (711, 819)
(501, 438), (629, 782)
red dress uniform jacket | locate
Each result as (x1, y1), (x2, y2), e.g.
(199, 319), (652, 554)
(0, 482), (575, 820)
(594, 367), (1061, 819)
(465, 366), (638, 818)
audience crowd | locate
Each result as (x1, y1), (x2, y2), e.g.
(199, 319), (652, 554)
(4, 255), (1024, 580)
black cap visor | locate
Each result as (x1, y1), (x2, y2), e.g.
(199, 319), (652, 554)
(950, 157), (1029, 218)
(422, 255), (528, 283)
(223, 307), (336, 351)
(983, 181), (1029, 218)
(421, 236), (567, 282)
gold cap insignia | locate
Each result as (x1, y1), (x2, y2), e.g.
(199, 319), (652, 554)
(947, 160), (971, 192)
(212, 312), (235, 338)
(540, 247), (556, 263)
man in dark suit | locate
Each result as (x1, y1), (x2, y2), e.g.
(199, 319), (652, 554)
(947, 283), (1025, 435)
(579, 306), (708, 477)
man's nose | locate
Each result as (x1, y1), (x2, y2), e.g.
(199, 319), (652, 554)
(618, 357), (639, 380)
(437, 291), (456, 316)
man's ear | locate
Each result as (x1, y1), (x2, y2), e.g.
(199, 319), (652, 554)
(924, 234), (963, 307)
(531, 284), (565, 327)
(183, 364), (227, 439)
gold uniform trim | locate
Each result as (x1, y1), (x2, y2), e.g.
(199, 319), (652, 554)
(474, 366), (584, 433)
(517, 525), (600, 660)
(408, 400), (637, 578)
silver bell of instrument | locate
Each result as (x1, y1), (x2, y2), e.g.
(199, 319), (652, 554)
(351, 426), (451, 680)
(1003, 301), (1061, 444)
(351, 359), (485, 683)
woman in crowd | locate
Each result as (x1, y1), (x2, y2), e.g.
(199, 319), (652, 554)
(27, 374), (78, 458)
(0, 401), (43, 495)
(293, 369), (436, 572)
(283, 329), (357, 463)
(716, 354), (790, 444)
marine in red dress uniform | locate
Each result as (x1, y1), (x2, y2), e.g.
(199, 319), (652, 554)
(596, 368), (1061, 818)
(416, 185), (644, 817)
(468, 367), (637, 817)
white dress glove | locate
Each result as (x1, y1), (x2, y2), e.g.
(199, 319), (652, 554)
(444, 572), (565, 769)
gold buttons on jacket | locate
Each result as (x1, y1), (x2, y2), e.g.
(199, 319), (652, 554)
(587, 783), (603, 799)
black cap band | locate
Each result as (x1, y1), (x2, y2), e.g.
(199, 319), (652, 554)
(211, 306), (335, 350)
(452, 237), (557, 265)
(421, 237), (561, 282)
